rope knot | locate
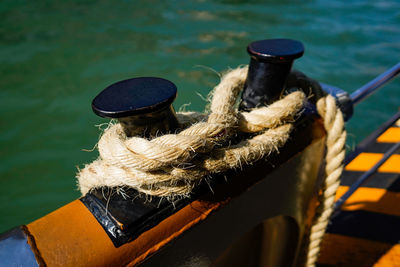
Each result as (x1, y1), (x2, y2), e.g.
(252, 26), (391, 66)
(78, 66), (307, 197)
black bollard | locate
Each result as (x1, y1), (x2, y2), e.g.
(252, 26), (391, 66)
(92, 77), (179, 137)
(240, 39), (304, 110)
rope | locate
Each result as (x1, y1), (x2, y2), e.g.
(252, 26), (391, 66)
(76, 66), (346, 265)
(305, 95), (346, 267)
(77, 66), (306, 197)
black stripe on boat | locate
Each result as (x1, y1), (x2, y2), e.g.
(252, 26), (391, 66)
(327, 210), (400, 244)
(340, 171), (400, 192)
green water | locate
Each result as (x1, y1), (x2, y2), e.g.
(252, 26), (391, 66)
(0, 0), (399, 232)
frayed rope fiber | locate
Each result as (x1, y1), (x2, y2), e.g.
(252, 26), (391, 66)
(77, 65), (346, 266)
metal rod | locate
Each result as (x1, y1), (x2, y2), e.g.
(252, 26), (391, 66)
(334, 141), (400, 211)
(350, 62), (400, 105)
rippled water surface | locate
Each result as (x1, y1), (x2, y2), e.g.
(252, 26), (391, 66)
(1, 0), (399, 232)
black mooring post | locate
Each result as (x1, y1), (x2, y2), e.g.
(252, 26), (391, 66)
(92, 77), (179, 137)
(240, 39), (304, 110)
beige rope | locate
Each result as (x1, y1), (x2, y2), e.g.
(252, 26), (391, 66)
(77, 66), (306, 197)
(305, 95), (346, 267)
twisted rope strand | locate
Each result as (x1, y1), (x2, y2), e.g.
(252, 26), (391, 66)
(305, 95), (346, 267)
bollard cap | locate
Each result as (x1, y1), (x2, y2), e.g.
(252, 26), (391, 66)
(92, 77), (177, 118)
(247, 39), (304, 63)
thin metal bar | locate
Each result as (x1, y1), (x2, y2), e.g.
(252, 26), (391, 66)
(350, 62), (400, 105)
(334, 141), (400, 211)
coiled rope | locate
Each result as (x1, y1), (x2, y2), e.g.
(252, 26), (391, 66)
(77, 66), (306, 197)
(77, 66), (346, 266)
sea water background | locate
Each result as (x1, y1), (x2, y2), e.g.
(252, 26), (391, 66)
(0, 0), (399, 232)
